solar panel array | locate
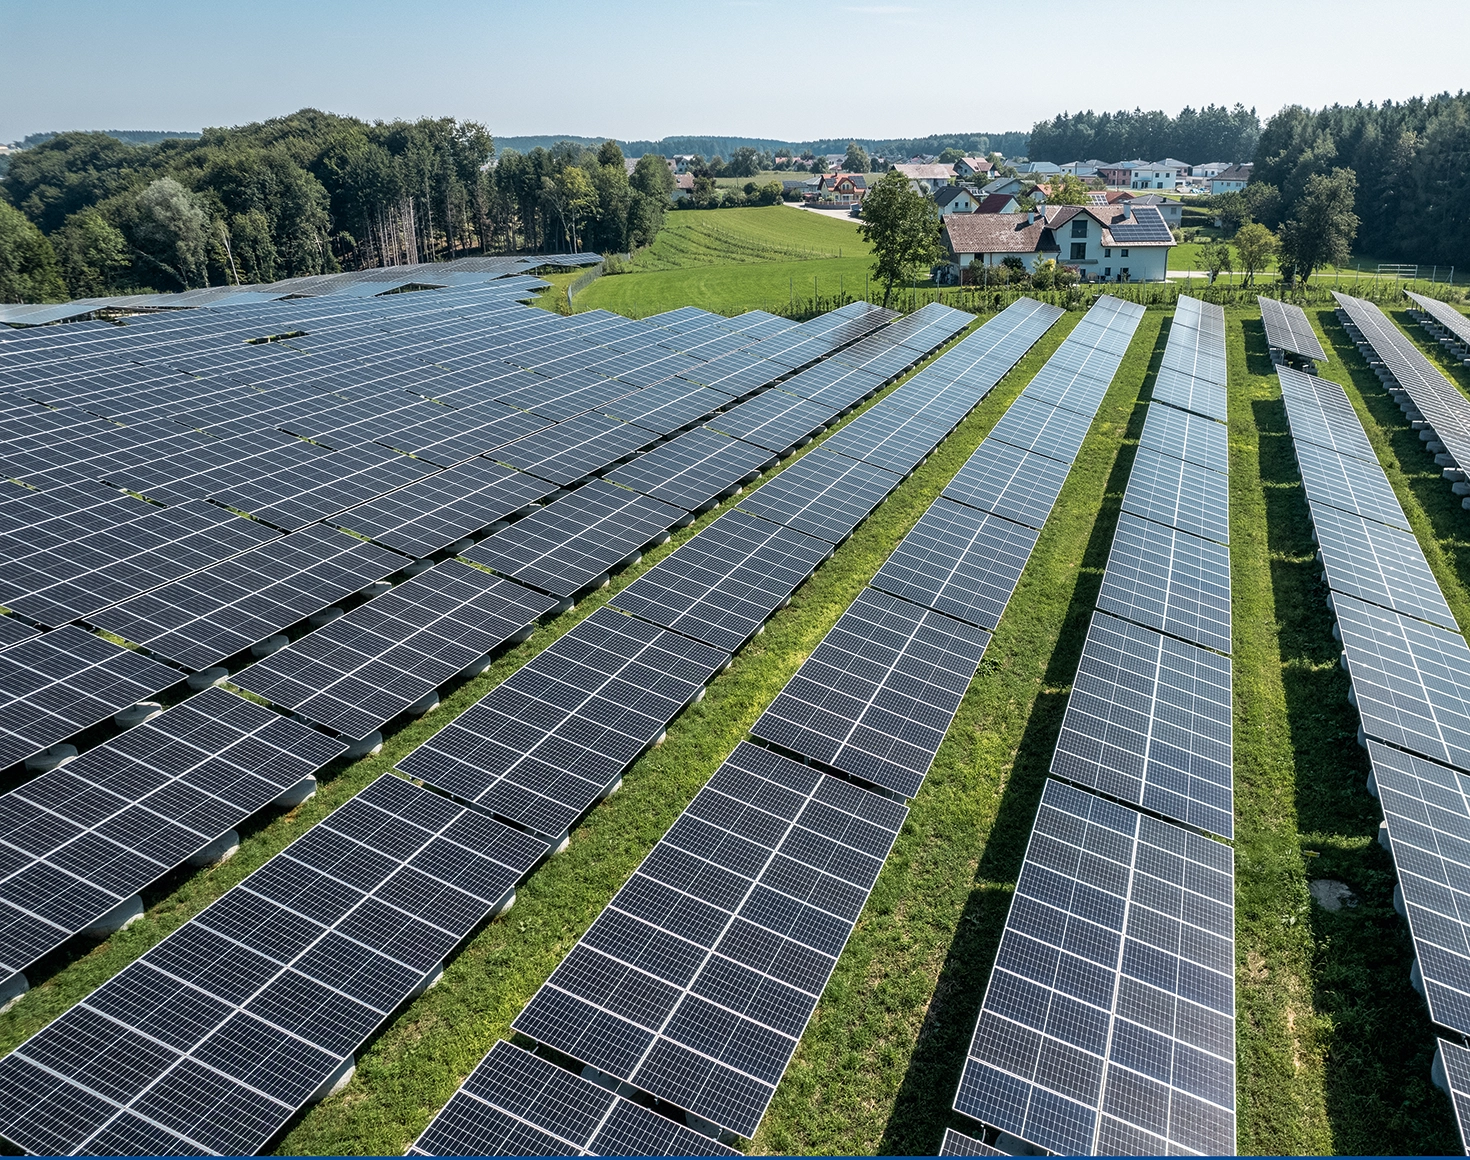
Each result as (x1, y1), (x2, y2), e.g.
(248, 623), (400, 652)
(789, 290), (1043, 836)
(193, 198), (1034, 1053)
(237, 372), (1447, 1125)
(1334, 291), (1470, 474)
(1437, 1037), (1470, 1155)
(0, 774), (547, 1156)
(1258, 295), (1328, 363)
(955, 295), (1237, 1156)
(411, 297), (1076, 1149)
(1149, 295), (1228, 423)
(1, 687), (347, 989)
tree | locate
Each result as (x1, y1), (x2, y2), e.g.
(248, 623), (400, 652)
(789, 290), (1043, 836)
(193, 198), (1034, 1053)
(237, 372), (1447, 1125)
(937, 147), (966, 165)
(1048, 173), (1090, 205)
(540, 165), (597, 251)
(130, 178), (209, 288)
(857, 168), (943, 305)
(1233, 220), (1278, 286)
(1194, 236), (1234, 284)
(727, 147), (761, 178)
(628, 154), (674, 248)
(809, 155), (828, 175)
(596, 140), (624, 168)
(1278, 167), (1359, 283)
(52, 207), (130, 296)
(844, 142), (870, 173)
(0, 200), (67, 302)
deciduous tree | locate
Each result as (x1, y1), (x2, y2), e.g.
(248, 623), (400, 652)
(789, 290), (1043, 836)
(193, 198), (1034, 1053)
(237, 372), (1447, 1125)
(858, 168), (943, 305)
(1232, 220), (1278, 286)
(0, 200), (67, 302)
(1278, 167), (1359, 283)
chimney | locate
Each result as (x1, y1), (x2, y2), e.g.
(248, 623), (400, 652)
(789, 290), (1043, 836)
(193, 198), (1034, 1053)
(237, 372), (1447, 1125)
(1122, 203), (1132, 220)
(1027, 211), (1035, 225)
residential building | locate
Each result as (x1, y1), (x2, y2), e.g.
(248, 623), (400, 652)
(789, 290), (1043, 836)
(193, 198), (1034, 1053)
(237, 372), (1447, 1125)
(1130, 159), (1188, 189)
(1191, 162), (1231, 178)
(672, 173), (696, 201)
(954, 156), (993, 180)
(1087, 190), (1136, 207)
(1097, 160), (1146, 187)
(933, 184), (982, 218)
(1015, 161), (1063, 176)
(975, 192), (1020, 214)
(671, 155), (697, 174)
(813, 173), (867, 206)
(1125, 192), (1183, 228)
(1061, 159), (1106, 177)
(1209, 163), (1253, 194)
(942, 212), (1057, 274)
(1044, 202), (1175, 282)
(892, 163), (956, 193)
(979, 175), (1027, 199)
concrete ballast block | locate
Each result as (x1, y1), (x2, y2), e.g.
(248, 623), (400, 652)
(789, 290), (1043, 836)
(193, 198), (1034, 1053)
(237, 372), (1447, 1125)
(114, 701), (164, 729)
(274, 776), (318, 808)
(83, 895), (144, 939)
(185, 666), (229, 691)
(185, 829), (240, 868)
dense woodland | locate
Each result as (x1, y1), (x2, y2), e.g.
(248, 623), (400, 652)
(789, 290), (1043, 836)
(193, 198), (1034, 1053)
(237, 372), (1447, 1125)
(0, 110), (673, 301)
(1027, 105), (1262, 166)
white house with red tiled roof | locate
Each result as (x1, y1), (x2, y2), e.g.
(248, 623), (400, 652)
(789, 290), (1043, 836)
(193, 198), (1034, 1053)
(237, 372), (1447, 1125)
(1044, 203), (1175, 282)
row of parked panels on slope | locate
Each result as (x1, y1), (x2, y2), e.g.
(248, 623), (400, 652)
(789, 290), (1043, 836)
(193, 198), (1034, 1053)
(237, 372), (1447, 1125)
(0, 303), (949, 1039)
(407, 297), (1149, 1154)
(951, 296), (1236, 1158)
(0, 304), (976, 1154)
(1269, 310), (1470, 1153)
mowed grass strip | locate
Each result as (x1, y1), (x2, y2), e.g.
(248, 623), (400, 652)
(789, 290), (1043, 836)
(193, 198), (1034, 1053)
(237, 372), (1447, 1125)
(626, 206), (868, 271)
(575, 255), (879, 320)
(1228, 303), (1463, 1155)
(753, 310), (1168, 1155)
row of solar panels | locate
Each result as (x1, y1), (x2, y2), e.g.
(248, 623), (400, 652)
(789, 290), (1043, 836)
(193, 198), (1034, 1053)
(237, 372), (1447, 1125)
(1276, 298), (1470, 1154)
(0, 298), (983, 1153)
(0, 301), (969, 993)
(1409, 290), (1470, 369)
(404, 296), (1148, 1154)
(950, 295), (1236, 1157)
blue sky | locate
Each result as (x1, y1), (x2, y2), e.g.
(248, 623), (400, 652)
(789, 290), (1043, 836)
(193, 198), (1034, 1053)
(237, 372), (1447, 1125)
(4, 0), (1468, 144)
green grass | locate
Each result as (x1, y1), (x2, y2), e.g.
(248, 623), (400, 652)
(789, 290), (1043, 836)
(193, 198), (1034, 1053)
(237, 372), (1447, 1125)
(575, 256), (880, 319)
(628, 206), (868, 271)
(526, 268), (585, 313)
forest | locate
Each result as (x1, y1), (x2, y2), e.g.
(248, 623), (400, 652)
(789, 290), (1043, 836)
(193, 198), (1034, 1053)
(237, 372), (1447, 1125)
(0, 109), (674, 301)
(1252, 93), (1470, 269)
(1026, 105), (1262, 165)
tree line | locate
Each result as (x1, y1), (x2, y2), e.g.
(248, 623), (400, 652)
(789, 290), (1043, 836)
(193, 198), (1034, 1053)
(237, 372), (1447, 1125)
(1027, 105), (1261, 164)
(0, 109), (675, 302)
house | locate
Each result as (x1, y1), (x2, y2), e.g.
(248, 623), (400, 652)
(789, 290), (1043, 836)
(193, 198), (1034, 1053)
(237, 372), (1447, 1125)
(1087, 190), (1136, 207)
(933, 184), (982, 217)
(975, 192), (1020, 214)
(1061, 159), (1106, 177)
(1129, 159), (1187, 189)
(672, 173), (696, 201)
(1043, 202), (1175, 282)
(1191, 162), (1231, 179)
(1209, 163), (1253, 194)
(671, 155), (697, 174)
(893, 163), (956, 193)
(813, 173), (867, 206)
(1097, 161), (1144, 187)
(908, 153), (939, 164)
(954, 156), (993, 180)
(942, 211), (1057, 275)
(1125, 193), (1182, 228)
(1015, 161), (1063, 177)
(979, 175), (1027, 199)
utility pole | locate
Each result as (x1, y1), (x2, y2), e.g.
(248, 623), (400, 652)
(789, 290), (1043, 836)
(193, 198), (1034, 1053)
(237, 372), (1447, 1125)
(218, 222), (241, 286)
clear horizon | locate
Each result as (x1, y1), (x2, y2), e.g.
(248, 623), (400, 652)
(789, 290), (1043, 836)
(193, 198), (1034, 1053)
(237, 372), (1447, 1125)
(3, 0), (1467, 146)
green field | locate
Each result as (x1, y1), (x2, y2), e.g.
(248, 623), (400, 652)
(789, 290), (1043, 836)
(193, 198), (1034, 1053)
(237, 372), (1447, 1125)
(7, 240), (1470, 1152)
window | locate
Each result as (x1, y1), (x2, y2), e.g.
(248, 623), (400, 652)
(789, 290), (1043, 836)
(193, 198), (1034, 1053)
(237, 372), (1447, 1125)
(1121, 249), (1129, 257)
(1071, 219), (1087, 238)
(1121, 268), (1130, 279)
(1070, 242), (1087, 260)
(1104, 248), (1112, 258)
(1104, 268), (1111, 277)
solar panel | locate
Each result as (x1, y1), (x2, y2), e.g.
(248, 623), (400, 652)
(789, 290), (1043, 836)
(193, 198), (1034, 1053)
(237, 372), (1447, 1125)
(821, 403), (950, 477)
(734, 447), (902, 545)
(749, 587), (990, 799)
(955, 779), (1235, 1157)
(0, 626), (181, 770)
(0, 500), (281, 628)
(610, 509), (832, 653)
(1137, 402), (1229, 475)
(870, 498), (1039, 630)
(1258, 296), (1327, 362)
(600, 378), (730, 435)
(986, 395), (1094, 465)
(90, 524), (410, 671)
(1149, 367), (1227, 424)
(707, 390), (843, 454)
(605, 427), (774, 513)
(0, 616), (38, 649)
(942, 438), (1071, 530)
(398, 607), (729, 840)
(1291, 437), (1410, 532)
(1051, 611), (1234, 837)
(777, 361), (888, 412)
(940, 1127), (1006, 1156)
(1369, 741), (1470, 1039)
(335, 458), (559, 558)
(1439, 1038), (1470, 1155)
(494, 413), (663, 487)
(1309, 502), (1457, 631)
(410, 1039), (739, 1156)
(1107, 205), (1175, 244)
(0, 774), (546, 1156)
(210, 443), (437, 531)
(372, 398), (554, 466)
(1120, 446), (1230, 545)
(510, 741), (906, 1139)
(464, 480), (684, 597)
(1333, 592), (1470, 772)
(1277, 365), (1377, 462)
(0, 687), (346, 987)
(234, 561), (556, 739)
(1096, 513), (1232, 654)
